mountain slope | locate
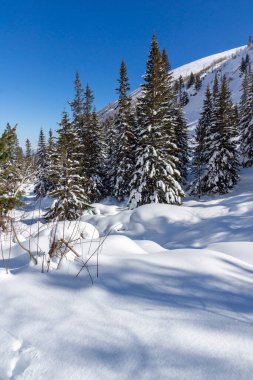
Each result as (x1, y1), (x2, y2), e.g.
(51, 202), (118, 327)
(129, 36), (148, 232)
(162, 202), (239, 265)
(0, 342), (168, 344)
(98, 44), (249, 129)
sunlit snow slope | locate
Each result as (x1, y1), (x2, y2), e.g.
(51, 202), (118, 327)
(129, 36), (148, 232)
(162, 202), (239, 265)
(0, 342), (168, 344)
(99, 44), (249, 134)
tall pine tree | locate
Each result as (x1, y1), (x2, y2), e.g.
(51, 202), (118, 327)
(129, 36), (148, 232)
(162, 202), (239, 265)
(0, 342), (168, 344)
(114, 60), (136, 201)
(128, 34), (183, 209)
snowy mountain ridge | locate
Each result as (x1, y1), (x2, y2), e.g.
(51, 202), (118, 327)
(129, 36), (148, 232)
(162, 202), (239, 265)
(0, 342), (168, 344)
(98, 44), (247, 125)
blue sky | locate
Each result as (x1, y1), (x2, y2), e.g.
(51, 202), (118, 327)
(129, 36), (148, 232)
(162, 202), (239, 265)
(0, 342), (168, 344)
(1, 0), (253, 147)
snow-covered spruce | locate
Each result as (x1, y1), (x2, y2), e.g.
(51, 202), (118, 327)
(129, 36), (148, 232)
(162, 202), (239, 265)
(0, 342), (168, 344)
(128, 34), (183, 209)
(114, 60), (136, 201)
(190, 86), (213, 196)
(204, 75), (239, 194)
(240, 69), (253, 167)
(45, 110), (90, 221)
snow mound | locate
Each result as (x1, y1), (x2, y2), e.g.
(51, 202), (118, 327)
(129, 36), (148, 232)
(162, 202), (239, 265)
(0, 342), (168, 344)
(51, 221), (99, 241)
(208, 242), (253, 266)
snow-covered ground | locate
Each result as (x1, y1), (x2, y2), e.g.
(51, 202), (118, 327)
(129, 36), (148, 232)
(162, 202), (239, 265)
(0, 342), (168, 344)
(1, 167), (253, 379)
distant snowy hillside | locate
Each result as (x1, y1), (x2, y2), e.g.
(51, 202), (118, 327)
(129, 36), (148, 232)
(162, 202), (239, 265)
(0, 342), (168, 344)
(98, 44), (249, 133)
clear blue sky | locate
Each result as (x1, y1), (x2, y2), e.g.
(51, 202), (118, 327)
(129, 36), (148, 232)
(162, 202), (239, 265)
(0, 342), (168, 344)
(0, 0), (253, 147)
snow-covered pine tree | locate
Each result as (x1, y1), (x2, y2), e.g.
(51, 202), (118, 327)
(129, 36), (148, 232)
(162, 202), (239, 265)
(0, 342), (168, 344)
(114, 60), (136, 201)
(240, 70), (253, 167)
(45, 111), (90, 221)
(128, 34), (183, 209)
(187, 72), (195, 88)
(25, 139), (32, 158)
(204, 75), (239, 194)
(34, 128), (50, 198)
(103, 116), (117, 196)
(0, 125), (24, 227)
(194, 73), (202, 91)
(174, 106), (188, 181)
(88, 109), (105, 201)
(79, 84), (105, 202)
(69, 74), (95, 201)
(161, 49), (188, 182)
(190, 86), (213, 196)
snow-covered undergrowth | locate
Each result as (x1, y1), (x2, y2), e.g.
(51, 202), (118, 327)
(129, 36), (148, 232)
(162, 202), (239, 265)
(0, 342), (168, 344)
(0, 167), (253, 379)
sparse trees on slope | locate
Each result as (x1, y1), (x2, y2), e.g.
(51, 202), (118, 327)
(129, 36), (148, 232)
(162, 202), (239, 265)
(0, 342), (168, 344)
(128, 34), (183, 209)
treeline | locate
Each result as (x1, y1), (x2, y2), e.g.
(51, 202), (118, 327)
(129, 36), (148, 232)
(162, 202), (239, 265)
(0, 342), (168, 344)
(35, 34), (188, 220)
(34, 35), (253, 219)
(1, 34), (253, 224)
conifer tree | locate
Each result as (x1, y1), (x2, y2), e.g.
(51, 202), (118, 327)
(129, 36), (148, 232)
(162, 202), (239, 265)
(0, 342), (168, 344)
(240, 70), (253, 167)
(25, 139), (32, 158)
(174, 106), (188, 181)
(194, 73), (202, 91)
(88, 109), (105, 201)
(114, 60), (136, 201)
(103, 116), (117, 195)
(190, 86), (213, 196)
(34, 128), (50, 198)
(45, 111), (90, 221)
(128, 34), (183, 209)
(187, 72), (195, 88)
(204, 76), (239, 193)
(0, 125), (24, 226)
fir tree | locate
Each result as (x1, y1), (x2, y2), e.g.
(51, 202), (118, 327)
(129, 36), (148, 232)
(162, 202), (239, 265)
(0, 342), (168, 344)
(103, 116), (117, 195)
(114, 60), (136, 201)
(128, 34), (183, 209)
(45, 111), (90, 221)
(25, 139), (32, 158)
(204, 76), (239, 193)
(0, 125), (24, 226)
(187, 72), (195, 88)
(34, 128), (50, 198)
(174, 106), (188, 181)
(240, 70), (253, 167)
(190, 86), (213, 196)
(194, 73), (202, 91)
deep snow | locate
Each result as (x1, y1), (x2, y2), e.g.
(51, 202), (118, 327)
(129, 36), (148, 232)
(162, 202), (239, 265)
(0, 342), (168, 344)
(1, 44), (253, 380)
(1, 167), (253, 379)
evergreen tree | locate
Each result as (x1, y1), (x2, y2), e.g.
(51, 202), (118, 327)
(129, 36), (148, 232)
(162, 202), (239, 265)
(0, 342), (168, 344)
(88, 109), (105, 201)
(212, 72), (219, 98)
(174, 106), (188, 181)
(204, 76), (239, 193)
(187, 72), (195, 88)
(190, 86), (213, 196)
(34, 128), (50, 198)
(128, 34), (183, 209)
(25, 139), (32, 158)
(114, 60), (136, 201)
(0, 125), (24, 227)
(45, 111), (90, 221)
(240, 70), (253, 167)
(194, 73), (202, 91)
(103, 116), (117, 195)
(69, 71), (85, 132)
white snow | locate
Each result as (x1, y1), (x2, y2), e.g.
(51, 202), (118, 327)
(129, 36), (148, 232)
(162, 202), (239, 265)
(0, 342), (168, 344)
(2, 45), (253, 379)
(1, 167), (253, 379)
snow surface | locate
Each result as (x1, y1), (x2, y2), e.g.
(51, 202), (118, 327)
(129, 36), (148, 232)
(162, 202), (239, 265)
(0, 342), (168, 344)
(2, 44), (253, 379)
(1, 167), (253, 379)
